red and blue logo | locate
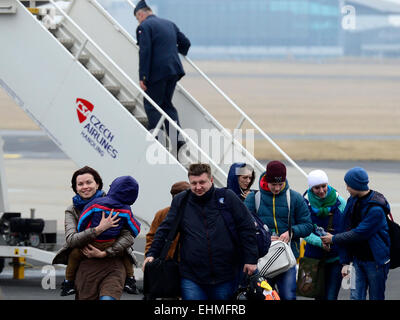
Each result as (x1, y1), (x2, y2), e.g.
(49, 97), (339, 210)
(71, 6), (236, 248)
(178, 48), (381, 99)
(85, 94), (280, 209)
(76, 98), (118, 159)
(76, 98), (94, 123)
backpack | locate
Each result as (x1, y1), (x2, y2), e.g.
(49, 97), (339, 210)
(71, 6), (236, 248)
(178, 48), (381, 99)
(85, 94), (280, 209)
(216, 188), (271, 259)
(366, 192), (400, 270)
(386, 212), (400, 269)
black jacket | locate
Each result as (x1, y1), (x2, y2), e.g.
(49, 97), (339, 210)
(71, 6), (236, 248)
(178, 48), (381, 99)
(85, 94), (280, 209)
(147, 186), (258, 285)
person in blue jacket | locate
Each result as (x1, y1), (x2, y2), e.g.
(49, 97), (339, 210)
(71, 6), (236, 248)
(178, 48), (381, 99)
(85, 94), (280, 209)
(134, 0), (191, 153)
(244, 160), (313, 300)
(322, 167), (391, 300)
(302, 169), (346, 300)
(227, 163), (256, 201)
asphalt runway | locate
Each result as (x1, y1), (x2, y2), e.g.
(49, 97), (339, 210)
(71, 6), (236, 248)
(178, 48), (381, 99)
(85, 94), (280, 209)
(1, 131), (400, 300)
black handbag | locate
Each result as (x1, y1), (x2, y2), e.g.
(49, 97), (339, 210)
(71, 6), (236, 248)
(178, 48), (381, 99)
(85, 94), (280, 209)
(143, 190), (189, 299)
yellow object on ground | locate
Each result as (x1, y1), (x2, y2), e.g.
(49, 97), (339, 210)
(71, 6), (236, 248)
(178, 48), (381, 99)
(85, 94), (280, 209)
(13, 257), (26, 279)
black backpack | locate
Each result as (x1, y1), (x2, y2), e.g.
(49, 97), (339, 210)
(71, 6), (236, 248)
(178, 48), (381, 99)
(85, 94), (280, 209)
(367, 191), (400, 270)
(216, 188), (271, 259)
(386, 213), (400, 269)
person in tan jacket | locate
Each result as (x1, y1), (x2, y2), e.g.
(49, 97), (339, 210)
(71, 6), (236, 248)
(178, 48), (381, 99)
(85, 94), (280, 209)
(145, 181), (190, 260)
(52, 166), (138, 299)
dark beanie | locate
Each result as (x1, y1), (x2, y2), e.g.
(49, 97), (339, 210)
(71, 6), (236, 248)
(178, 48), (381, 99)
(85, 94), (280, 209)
(344, 167), (369, 191)
(134, 0), (149, 15)
(170, 181), (190, 196)
(265, 161), (286, 183)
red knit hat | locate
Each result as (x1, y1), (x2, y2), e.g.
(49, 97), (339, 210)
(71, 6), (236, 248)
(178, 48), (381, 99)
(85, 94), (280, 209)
(265, 161), (286, 183)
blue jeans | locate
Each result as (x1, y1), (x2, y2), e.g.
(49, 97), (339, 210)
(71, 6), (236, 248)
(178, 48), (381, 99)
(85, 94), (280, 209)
(181, 278), (237, 300)
(267, 266), (297, 300)
(350, 259), (389, 300)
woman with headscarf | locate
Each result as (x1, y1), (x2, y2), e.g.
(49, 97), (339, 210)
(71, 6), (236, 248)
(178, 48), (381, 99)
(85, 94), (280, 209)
(227, 163), (256, 201)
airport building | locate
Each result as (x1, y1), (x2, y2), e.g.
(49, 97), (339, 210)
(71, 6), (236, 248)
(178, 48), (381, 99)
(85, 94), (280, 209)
(344, 0), (400, 56)
(101, 0), (400, 58)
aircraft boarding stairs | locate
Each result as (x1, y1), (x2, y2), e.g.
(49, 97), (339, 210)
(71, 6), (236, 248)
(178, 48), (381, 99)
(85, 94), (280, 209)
(0, 0), (307, 229)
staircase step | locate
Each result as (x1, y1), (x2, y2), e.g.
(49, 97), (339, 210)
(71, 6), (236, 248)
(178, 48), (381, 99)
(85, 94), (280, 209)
(90, 69), (105, 81)
(120, 100), (136, 112)
(105, 85), (120, 97)
(49, 27), (58, 35)
(59, 37), (74, 50)
(137, 116), (148, 127)
(78, 54), (90, 65)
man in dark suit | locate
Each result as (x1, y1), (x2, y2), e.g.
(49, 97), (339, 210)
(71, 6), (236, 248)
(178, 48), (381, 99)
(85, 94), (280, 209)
(134, 0), (191, 151)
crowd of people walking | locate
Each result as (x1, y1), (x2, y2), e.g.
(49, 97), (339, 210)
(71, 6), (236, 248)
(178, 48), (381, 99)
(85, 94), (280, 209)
(50, 0), (395, 301)
(54, 161), (394, 301)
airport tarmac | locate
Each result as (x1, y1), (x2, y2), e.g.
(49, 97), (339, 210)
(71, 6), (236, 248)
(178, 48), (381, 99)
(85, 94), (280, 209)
(1, 132), (400, 300)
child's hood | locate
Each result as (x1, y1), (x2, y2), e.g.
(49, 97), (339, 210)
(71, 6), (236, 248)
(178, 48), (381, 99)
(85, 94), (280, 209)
(107, 176), (139, 205)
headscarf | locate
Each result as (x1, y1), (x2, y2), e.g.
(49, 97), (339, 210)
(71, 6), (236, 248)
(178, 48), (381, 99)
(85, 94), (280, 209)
(227, 163), (255, 199)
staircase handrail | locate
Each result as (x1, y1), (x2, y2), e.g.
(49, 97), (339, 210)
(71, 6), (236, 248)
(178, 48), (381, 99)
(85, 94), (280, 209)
(91, 0), (264, 176)
(45, 0), (228, 180)
(183, 56), (308, 178)
(124, 0), (307, 178)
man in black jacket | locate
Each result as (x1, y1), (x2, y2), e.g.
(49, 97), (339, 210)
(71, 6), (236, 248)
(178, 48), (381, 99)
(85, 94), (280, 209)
(134, 0), (190, 152)
(144, 163), (258, 300)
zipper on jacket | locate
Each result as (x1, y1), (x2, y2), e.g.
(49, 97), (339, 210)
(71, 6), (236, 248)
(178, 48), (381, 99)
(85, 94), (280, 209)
(201, 207), (215, 282)
(273, 194), (279, 234)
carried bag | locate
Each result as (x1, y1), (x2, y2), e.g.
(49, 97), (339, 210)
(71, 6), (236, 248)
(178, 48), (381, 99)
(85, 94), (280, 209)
(143, 190), (189, 299)
(257, 240), (296, 278)
(234, 274), (280, 300)
(256, 188), (296, 278)
(296, 256), (326, 298)
(296, 211), (335, 298)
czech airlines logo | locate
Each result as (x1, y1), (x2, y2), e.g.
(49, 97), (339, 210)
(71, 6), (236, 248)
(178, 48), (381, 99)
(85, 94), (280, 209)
(76, 97), (119, 159)
(76, 98), (94, 123)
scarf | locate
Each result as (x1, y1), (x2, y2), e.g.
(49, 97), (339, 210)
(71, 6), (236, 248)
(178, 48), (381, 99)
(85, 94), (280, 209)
(307, 186), (338, 218)
(72, 190), (104, 212)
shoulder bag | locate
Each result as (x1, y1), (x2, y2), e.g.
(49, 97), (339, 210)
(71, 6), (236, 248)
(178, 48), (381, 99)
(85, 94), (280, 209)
(143, 190), (189, 299)
(257, 189), (297, 278)
(296, 212), (335, 298)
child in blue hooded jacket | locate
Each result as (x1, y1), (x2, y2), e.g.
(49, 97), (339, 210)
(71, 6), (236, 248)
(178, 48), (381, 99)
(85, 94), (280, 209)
(62, 176), (141, 295)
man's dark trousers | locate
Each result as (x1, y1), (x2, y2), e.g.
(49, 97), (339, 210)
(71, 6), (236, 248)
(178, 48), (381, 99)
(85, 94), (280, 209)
(144, 74), (181, 138)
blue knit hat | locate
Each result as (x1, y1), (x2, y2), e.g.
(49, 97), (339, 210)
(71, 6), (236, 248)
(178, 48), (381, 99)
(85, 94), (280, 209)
(344, 167), (369, 191)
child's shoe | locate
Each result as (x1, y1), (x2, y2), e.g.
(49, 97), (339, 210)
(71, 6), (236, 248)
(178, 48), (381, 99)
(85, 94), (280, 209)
(60, 279), (76, 296)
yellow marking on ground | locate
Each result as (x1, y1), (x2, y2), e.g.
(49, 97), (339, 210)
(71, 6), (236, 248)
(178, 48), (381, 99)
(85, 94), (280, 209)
(4, 154), (22, 159)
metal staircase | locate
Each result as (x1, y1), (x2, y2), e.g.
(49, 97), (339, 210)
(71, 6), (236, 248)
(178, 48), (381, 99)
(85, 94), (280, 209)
(0, 0), (307, 227)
